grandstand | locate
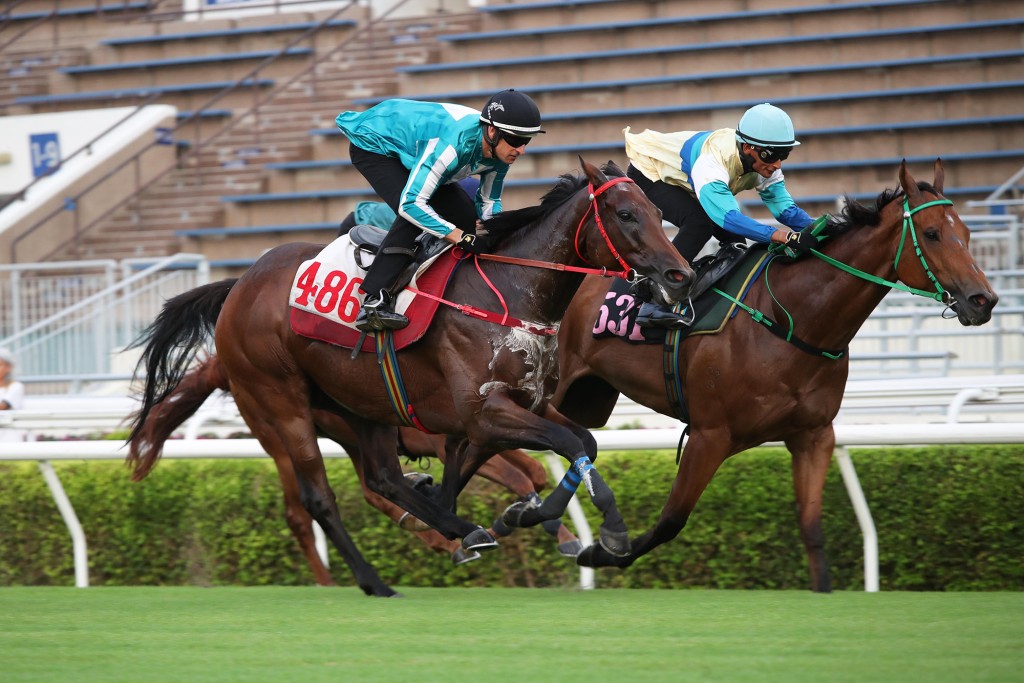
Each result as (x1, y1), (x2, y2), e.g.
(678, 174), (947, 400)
(0, 0), (1022, 386)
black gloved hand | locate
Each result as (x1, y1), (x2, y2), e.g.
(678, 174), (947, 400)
(456, 231), (496, 255)
(786, 230), (820, 255)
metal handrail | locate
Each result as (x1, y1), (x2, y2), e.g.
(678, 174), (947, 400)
(0, 252), (207, 348)
(8, 0), (397, 262)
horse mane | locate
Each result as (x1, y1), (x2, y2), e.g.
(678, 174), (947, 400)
(828, 181), (940, 237)
(479, 161), (627, 241)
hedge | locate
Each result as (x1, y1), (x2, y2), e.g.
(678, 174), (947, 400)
(0, 446), (1021, 590)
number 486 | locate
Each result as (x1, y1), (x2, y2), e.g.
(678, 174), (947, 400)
(294, 261), (363, 323)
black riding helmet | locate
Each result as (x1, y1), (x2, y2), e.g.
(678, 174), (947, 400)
(480, 89), (545, 153)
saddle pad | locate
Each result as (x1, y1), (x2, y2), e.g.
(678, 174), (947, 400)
(289, 235), (461, 353)
(592, 246), (771, 344)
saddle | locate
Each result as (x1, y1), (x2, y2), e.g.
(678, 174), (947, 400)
(348, 223), (450, 294)
(288, 226), (462, 354)
(593, 241), (770, 344)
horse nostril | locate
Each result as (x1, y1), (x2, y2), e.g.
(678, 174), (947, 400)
(668, 269), (691, 285)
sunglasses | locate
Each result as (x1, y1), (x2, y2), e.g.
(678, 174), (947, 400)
(754, 145), (791, 163)
(500, 131), (533, 148)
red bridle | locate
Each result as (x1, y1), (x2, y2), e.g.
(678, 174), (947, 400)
(416, 175), (645, 335)
(469, 175), (640, 281)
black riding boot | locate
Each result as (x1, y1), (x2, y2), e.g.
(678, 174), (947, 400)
(355, 289), (409, 331)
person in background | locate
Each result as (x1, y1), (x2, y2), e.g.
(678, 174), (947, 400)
(335, 89), (544, 332)
(0, 347), (25, 411)
(623, 102), (819, 329)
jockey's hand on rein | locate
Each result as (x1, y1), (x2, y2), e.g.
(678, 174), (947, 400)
(786, 230), (819, 255)
(456, 231), (496, 255)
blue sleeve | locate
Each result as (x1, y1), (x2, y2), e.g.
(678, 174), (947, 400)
(759, 179), (813, 230)
(698, 181), (777, 243)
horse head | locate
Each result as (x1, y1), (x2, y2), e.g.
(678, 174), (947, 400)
(578, 157), (692, 304)
(895, 159), (998, 325)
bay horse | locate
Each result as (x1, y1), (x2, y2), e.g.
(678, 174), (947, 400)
(127, 354), (582, 586)
(128, 159), (692, 596)
(551, 160), (997, 591)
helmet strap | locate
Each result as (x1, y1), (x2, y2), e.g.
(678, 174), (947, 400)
(737, 142), (756, 173)
(484, 124), (502, 158)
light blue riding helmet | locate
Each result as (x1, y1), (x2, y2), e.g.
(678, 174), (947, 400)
(735, 103), (800, 148)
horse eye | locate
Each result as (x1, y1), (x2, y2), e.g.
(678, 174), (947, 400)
(617, 210), (634, 222)
(924, 228), (940, 241)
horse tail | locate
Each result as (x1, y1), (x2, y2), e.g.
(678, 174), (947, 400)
(125, 279), (236, 478)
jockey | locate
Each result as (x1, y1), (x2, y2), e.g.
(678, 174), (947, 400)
(336, 89), (545, 332)
(623, 102), (818, 329)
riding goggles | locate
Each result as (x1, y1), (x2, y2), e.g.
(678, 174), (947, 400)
(500, 131), (533, 148)
(754, 145), (791, 163)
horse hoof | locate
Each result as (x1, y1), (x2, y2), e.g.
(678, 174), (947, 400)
(404, 471), (434, 490)
(575, 543), (630, 569)
(451, 548), (482, 566)
(575, 543), (601, 568)
(462, 527), (499, 552)
(598, 527), (631, 558)
(397, 511), (431, 532)
(557, 539), (584, 558)
(500, 500), (533, 528)
(364, 584), (402, 598)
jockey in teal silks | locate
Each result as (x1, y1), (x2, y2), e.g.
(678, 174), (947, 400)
(335, 89), (545, 332)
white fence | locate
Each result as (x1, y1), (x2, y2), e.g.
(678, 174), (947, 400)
(2, 402), (1023, 592)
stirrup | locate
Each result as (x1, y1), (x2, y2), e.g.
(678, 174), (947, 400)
(636, 302), (690, 330)
(355, 291), (409, 331)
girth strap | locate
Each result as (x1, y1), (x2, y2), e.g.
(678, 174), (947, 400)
(374, 330), (434, 433)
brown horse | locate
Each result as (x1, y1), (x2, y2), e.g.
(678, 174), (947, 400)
(128, 160), (692, 596)
(551, 161), (997, 591)
(127, 354), (582, 586)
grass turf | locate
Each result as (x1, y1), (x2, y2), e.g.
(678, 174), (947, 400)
(1, 587), (1021, 682)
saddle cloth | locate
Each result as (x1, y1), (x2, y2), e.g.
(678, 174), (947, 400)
(592, 245), (772, 344)
(289, 234), (461, 353)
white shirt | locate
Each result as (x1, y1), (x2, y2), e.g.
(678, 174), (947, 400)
(0, 381), (25, 410)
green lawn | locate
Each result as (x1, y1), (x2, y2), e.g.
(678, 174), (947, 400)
(1, 587), (1021, 683)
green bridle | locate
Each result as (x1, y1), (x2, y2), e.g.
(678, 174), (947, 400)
(806, 196), (953, 303)
(713, 194), (957, 360)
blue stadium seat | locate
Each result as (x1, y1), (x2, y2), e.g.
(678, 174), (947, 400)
(59, 49), (312, 75)
(177, 222), (339, 238)
(356, 49), (1024, 106)
(449, 0), (948, 42)
(13, 79), (275, 105)
(399, 19), (1023, 74)
(5, 2), (149, 21)
(477, 0), (623, 13)
(100, 19), (356, 45)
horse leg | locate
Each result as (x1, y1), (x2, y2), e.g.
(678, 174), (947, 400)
(308, 406), (473, 563)
(229, 388), (397, 597)
(445, 398), (629, 557)
(270, 448), (336, 587)
(786, 426), (835, 593)
(346, 441), (479, 565)
(354, 423), (497, 552)
(576, 430), (729, 568)
(473, 450), (583, 557)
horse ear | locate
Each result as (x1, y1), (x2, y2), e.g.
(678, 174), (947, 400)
(580, 156), (607, 187)
(933, 158), (945, 194)
(899, 159), (921, 200)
